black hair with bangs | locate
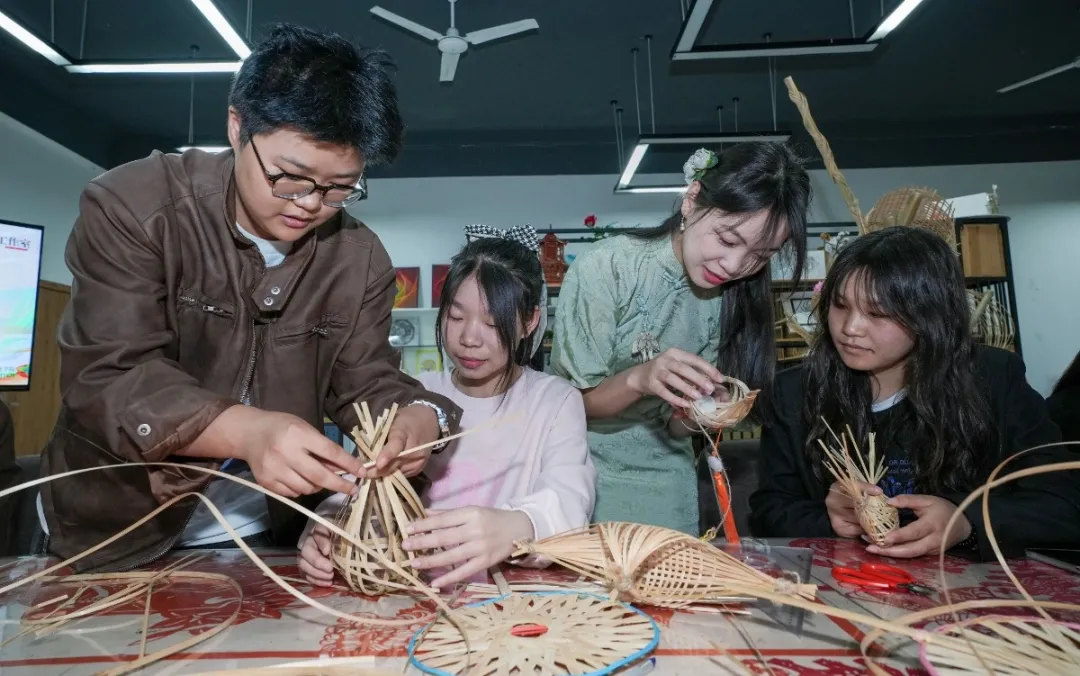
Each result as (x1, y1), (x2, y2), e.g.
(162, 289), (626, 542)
(630, 141), (811, 423)
(435, 238), (545, 393)
(804, 226), (997, 493)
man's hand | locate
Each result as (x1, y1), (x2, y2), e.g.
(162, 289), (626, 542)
(866, 494), (972, 558)
(402, 507), (535, 589)
(825, 481), (883, 539)
(362, 404), (441, 479)
(298, 525), (335, 586)
(224, 406), (363, 497)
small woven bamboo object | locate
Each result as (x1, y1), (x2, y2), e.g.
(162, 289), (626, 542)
(817, 421), (899, 547)
(409, 592), (659, 676)
(331, 402), (431, 595)
(686, 376), (759, 430)
(513, 522), (816, 609)
(865, 187), (957, 251)
(920, 616), (1080, 675)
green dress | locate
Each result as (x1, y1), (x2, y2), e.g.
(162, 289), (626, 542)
(551, 235), (723, 535)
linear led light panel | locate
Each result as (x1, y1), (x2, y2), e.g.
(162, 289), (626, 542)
(614, 133), (791, 195)
(0, 9), (71, 65)
(177, 145), (230, 153)
(672, 0), (928, 61)
(190, 0), (250, 59)
(66, 61), (242, 74)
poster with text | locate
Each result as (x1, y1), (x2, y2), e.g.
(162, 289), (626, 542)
(0, 221), (44, 389)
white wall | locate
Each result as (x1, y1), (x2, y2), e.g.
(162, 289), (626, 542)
(356, 161), (1080, 395)
(0, 111), (104, 285)
(3, 108), (1074, 395)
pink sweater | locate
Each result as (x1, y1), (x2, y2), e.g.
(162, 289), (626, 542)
(309, 368), (595, 543)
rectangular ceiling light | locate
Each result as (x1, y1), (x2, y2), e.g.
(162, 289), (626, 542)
(614, 133), (791, 194)
(0, 9), (71, 66)
(868, 0), (928, 42)
(189, 0), (251, 59)
(672, 0), (930, 61)
(177, 145), (230, 153)
(67, 61), (241, 74)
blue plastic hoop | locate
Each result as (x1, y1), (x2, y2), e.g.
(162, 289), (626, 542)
(407, 591), (660, 676)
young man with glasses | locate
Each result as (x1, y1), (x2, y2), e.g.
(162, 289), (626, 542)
(39, 24), (461, 572)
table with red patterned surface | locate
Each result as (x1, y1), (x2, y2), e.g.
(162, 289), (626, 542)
(1, 538), (1078, 675)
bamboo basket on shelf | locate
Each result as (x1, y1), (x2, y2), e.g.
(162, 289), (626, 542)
(865, 186), (958, 251)
(331, 402), (431, 595)
(513, 521), (816, 609)
(817, 421), (899, 547)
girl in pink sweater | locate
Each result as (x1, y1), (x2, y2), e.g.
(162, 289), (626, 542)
(299, 226), (595, 589)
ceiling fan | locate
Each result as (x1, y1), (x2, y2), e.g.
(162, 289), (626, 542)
(370, 0), (539, 83)
(998, 55), (1080, 93)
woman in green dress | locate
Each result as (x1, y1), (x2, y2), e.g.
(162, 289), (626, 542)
(551, 143), (811, 534)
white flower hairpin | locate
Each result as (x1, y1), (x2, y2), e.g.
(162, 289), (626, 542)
(683, 148), (718, 185)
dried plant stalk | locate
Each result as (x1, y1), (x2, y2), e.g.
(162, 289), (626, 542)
(331, 402), (431, 595)
(921, 616), (1080, 675)
(513, 522), (816, 608)
(817, 421), (899, 547)
(409, 592), (658, 676)
(784, 76), (866, 234)
(687, 376), (759, 430)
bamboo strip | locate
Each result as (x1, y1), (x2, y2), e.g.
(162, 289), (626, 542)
(783, 76), (866, 234)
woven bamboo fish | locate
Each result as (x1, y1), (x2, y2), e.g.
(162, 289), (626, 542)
(513, 521), (816, 608)
(817, 420), (899, 547)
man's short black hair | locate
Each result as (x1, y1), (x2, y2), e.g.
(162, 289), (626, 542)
(228, 23), (404, 167)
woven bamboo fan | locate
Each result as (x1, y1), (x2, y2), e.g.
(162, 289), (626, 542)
(513, 522), (816, 608)
(331, 402), (432, 595)
(817, 421), (899, 547)
(408, 591), (659, 676)
(686, 375), (759, 430)
(865, 187), (957, 250)
(919, 616), (1080, 676)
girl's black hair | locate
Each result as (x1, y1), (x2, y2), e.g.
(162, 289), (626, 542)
(630, 142), (811, 422)
(435, 238), (545, 391)
(804, 226), (997, 493)
(1052, 350), (1080, 396)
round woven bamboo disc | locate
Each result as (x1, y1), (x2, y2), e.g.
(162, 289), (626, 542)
(407, 592), (659, 676)
(919, 616), (1080, 676)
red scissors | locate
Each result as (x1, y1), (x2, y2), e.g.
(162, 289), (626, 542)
(831, 563), (934, 596)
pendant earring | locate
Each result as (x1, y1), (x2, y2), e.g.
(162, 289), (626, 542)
(679, 218), (686, 232)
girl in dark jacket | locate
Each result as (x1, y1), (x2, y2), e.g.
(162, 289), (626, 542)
(750, 226), (1079, 560)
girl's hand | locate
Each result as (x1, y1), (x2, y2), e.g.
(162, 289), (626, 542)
(866, 494), (972, 558)
(627, 347), (725, 409)
(298, 525), (336, 587)
(402, 507), (535, 589)
(825, 481), (883, 539)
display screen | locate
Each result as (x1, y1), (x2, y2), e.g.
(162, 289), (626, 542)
(0, 219), (45, 390)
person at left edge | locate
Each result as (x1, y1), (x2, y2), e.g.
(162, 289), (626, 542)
(38, 24), (462, 573)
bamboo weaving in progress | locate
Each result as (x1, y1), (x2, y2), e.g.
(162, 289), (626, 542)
(817, 421), (899, 547)
(513, 522), (816, 609)
(331, 402), (431, 595)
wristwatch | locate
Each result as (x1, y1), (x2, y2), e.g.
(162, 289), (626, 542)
(407, 399), (451, 452)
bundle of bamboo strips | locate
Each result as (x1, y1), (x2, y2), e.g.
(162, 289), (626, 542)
(816, 420), (899, 547)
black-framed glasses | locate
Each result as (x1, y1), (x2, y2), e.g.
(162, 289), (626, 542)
(249, 139), (367, 208)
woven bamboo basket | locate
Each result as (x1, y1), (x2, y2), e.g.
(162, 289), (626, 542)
(686, 375), (759, 431)
(865, 187), (957, 251)
(817, 421), (899, 547)
(330, 402), (432, 595)
(513, 522), (816, 608)
(408, 591), (659, 676)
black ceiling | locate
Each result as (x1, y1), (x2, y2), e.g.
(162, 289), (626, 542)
(1, 0), (1079, 178)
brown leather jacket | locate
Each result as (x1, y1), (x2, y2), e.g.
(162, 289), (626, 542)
(40, 149), (461, 572)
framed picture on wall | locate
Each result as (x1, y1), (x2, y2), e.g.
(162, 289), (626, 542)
(393, 267), (420, 308)
(431, 264), (450, 307)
